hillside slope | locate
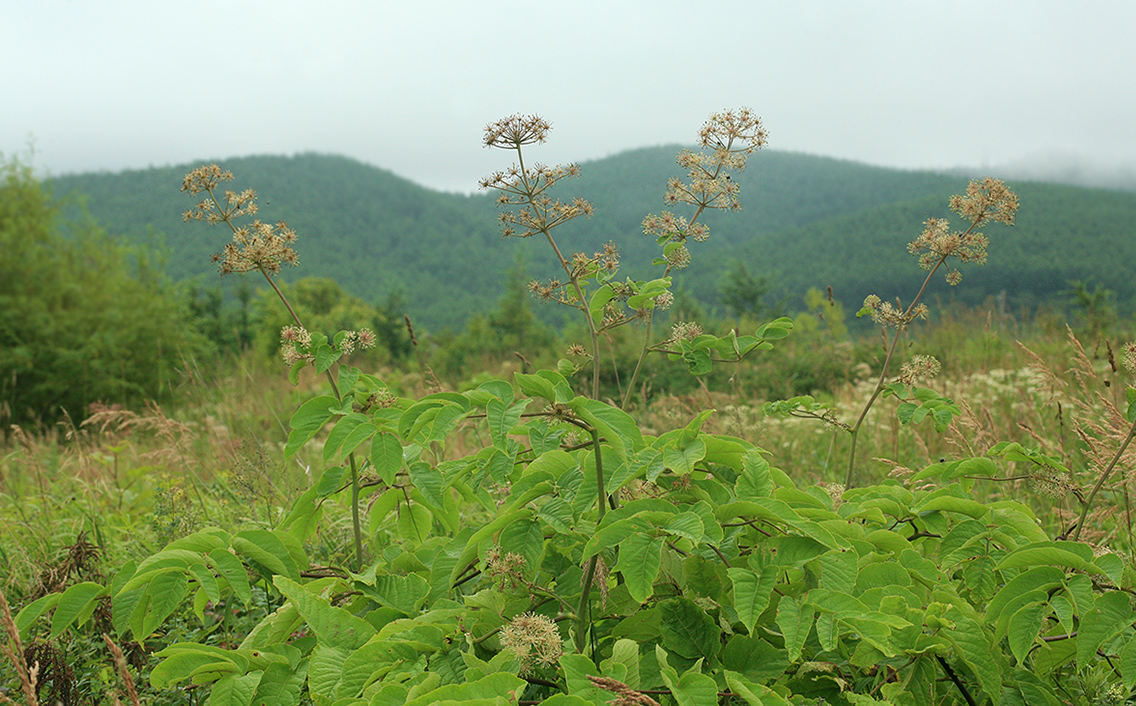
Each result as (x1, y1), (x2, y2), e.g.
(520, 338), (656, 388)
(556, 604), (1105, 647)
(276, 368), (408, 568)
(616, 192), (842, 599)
(48, 149), (1136, 329)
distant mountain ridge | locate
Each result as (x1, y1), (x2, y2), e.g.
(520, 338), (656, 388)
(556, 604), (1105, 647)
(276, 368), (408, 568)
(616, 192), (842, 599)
(47, 148), (1136, 330)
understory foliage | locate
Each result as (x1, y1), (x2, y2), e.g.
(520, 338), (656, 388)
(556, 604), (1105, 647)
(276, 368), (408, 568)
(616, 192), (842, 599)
(6, 111), (1136, 706)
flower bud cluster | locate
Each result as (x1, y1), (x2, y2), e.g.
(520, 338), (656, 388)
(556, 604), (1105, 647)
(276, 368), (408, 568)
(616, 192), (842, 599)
(279, 325), (375, 366)
(182, 164), (300, 276)
(641, 212), (710, 243)
(861, 295), (928, 329)
(669, 321), (704, 343)
(1122, 341), (1136, 375)
(665, 108), (767, 211)
(500, 612), (563, 675)
(896, 354), (942, 385)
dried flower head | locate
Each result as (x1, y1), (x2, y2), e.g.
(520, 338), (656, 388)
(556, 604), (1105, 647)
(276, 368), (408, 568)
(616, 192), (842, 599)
(641, 212), (709, 244)
(499, 612), (563, 674)
(698, 107), (769, 153)
(670, 321), (704, 342)
(949, 177), (1019, 226)
(181, 164), (234, 195)
(483, 114), (552, 149)
(485, 546), (527, 590)
(860, 295), (926, 328)
(897, 354), (942, 385)
(1028, 466), (1077, 499)
(211, 220), (300, 275)
(664, 108), (767, 211)
(906, 217), (989, 284)
(1122, 341), (1136, 375)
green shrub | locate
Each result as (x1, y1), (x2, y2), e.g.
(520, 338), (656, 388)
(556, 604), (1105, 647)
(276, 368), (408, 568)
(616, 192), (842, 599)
(0, 157), (204, 427)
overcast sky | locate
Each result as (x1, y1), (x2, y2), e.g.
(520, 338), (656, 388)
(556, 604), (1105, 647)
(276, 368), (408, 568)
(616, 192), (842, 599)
(4, 1), (1135, 193)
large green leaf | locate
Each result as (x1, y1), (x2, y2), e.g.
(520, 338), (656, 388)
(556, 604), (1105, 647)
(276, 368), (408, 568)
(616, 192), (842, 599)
(285, 395), (339, 456)
(582, 516), (654, 558)
(139, 570), (189, 639)
(945, 606), (1002, 702)
(49, 581), (106, 638)
(776, 595), (813, 663)
(359, 573), (429, 615)
(736, 450), (774, 499)
(616, 533), (663, 603)
(1077, 590), (1134, 669)
(663, 438), (707, 476)
(306, 643), (349, 701)
(232, 530), (299, 581)
(249, 660), (306, 706)
(984, 565), (1066, 623)
(274, 576), (375, 650)
(1007, 602), (1046, 665)
(728, 566), (779, 635)
(570, 397), (643, 462)
(370, 431), (404, 485)
(996, 544), (1102, 574)
(207, 548), (252, 606)
(151, 644), (247, 688)
(497, 517), (545, 578)
(402, 672), (527, 706)
(661, 597), (721, 663)
(208, 672), (261, 706)
(323, 413), (374, 462)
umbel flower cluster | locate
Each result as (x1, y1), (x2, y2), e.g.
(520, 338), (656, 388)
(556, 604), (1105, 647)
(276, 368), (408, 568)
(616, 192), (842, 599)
(665, 107), (768, 212)
(479, 114), (594, 240)
(181, 164), (300, 275)
(279, 325), (376, 366)
(907, 176), (1020, 286)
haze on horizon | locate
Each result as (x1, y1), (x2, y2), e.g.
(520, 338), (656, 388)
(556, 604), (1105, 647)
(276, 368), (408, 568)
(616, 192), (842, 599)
(4, 1), (1135, 193)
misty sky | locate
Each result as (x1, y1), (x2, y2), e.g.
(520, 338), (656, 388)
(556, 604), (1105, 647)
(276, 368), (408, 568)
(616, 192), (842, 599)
(4, 1), (1135, 193)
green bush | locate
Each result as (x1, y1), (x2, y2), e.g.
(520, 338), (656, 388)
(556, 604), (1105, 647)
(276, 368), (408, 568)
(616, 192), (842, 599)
(0, 157), (204, 427)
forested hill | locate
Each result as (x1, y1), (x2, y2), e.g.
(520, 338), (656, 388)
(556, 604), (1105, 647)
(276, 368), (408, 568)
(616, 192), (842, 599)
(48, 149), (1136, 330)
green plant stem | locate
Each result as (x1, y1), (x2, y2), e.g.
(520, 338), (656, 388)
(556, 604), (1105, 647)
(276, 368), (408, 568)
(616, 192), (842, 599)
(936, 655), (977, 706)
(844, 258), (943, 488)
(574, 555), (599, 654)
(248, 262), (364, 569)
(513, 147), (602, 398)
(1072, 418), (1136, 542)
(574, 425), (607, 653)
(620, 197), (707, 410)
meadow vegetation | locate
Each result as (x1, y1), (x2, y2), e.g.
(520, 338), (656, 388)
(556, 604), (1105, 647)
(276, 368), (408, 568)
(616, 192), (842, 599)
(3, 111), (1136, 706)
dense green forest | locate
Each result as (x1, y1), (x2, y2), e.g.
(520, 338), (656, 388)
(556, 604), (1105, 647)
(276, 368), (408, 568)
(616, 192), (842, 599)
(48, 148), (1136, 331)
